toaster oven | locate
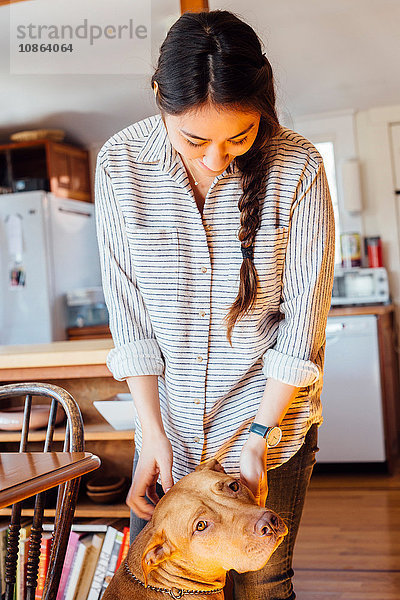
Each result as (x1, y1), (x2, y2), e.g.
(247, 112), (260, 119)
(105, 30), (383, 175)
(331, 267), (390, 306)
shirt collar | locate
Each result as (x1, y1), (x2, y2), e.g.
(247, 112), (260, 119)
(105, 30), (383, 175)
(135, 113), (174, 171)
(136, 113), (239, 177)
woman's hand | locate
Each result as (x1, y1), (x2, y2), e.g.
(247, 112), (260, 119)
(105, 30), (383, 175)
(126, 433), (174, 520)
(240, 433), (269, 507)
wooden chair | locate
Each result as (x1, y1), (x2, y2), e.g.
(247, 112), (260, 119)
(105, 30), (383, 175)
(0, 382), (88, 600)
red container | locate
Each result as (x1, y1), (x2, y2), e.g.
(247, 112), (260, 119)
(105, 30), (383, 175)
(365, 236), (383, 268)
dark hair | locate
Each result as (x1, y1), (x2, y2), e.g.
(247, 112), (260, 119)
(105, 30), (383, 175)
(151, 10), (280, 345)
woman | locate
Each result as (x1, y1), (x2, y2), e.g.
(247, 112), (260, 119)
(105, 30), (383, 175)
(95, 9), (335, 599)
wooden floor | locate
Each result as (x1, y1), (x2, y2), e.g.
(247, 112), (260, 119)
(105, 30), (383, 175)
(292, 463), (400, 599)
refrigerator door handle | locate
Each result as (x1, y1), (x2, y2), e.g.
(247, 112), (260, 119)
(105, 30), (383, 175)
(58, 207), (92, 218)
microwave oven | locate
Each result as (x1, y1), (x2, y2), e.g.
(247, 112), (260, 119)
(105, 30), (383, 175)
(331, 267), (390, 306)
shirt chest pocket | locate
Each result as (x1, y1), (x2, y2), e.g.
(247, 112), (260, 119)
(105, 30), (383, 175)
(126, 226), (179, 308)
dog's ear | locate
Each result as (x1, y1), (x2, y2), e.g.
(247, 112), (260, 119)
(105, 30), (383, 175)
(195, 458), (226, 474)
(141, 531), (175, 585)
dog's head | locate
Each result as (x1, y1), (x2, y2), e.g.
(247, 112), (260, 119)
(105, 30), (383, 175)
(141, 458), (288, 585)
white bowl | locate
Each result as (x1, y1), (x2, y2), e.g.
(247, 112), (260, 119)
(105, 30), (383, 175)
(93, 394), (137, 431)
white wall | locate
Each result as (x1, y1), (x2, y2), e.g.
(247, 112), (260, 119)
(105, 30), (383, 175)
(355, 105), (400, 309)
(291, 109), (363, 238)
(291, 104), (400, 375)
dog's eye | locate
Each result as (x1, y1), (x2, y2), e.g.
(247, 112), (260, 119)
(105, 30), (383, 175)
(229, 481), (240, 492)
(195, 521), (208, 531)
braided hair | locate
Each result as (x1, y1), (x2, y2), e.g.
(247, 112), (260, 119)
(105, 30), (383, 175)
(152, 10), (280, 345)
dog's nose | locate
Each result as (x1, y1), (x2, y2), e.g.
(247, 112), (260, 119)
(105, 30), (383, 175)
(254, 511), (287, 537)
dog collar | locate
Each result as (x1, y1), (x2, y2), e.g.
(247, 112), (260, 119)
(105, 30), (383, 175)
(124, 560), (224, 598)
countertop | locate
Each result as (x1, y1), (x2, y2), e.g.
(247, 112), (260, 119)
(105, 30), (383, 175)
(0, 339), (114, 370)
(328, 304), (394, 317)
(0, 339), (114, 380)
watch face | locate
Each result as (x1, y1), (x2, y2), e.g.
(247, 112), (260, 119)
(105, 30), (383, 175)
(267, 427), (282, 448)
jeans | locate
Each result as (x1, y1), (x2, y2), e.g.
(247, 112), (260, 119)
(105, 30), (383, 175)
(129, 423), (319, 600)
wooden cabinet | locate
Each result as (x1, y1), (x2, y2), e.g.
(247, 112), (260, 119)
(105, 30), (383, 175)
(0, 139), (91, 202)
(0, 340), (132, 518)
(67, 325), (112, 340)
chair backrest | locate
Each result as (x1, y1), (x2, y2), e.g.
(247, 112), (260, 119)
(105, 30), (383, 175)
(0, 382), (85, 600)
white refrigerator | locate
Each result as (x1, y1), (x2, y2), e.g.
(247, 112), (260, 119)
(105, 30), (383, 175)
(0, 191), (102, 345)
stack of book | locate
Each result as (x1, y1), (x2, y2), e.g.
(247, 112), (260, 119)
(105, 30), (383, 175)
(0, 519), (130, 600)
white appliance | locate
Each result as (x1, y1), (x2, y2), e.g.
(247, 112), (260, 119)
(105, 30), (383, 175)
(331, 267), (390, 306)
(0, 191), (101, 344)
(318, 315), (386, 463)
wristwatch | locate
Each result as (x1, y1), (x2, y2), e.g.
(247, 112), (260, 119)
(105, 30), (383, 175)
(249, 422), (283, 448)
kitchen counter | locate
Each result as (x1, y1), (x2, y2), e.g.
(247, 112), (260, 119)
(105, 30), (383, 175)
(0, 339), (114, 381)
(329, 304), (394, 316)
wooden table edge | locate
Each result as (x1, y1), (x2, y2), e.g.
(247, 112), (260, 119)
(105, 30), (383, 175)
(0, 452), (101, 509)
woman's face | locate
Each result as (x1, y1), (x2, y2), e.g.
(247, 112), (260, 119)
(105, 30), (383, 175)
(161, 102), (261, 180)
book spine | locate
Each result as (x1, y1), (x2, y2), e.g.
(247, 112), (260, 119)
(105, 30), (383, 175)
(23, 540), (31, 600)
(74, 533), (105, 600)
(115, 527), (130, 571)
(35, 538), (52, 600)
(87, 528), (117, 600)
(98, 531), (124, 599)
(17, 536), (29, 600)
(18, 525), (32, 600)
(55, 532), (80, 600)
(64, 542), (87, 600)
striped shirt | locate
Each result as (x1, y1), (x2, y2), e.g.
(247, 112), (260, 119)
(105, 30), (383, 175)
(94, 113), (335, 483)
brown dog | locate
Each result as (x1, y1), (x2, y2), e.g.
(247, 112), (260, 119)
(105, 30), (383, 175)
(103, 458), (288, 599)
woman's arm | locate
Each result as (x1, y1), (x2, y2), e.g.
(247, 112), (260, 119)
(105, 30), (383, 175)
(126, 375), (164, 434)
(241, 159), (335, 506)
(95, 151), (165, 380)
(240, 377), (298, 506)
(261, 161), (335, 389)
(253, 377), (298, 428)
(125, 376), (174, 519)
(95, 151), (173, 518)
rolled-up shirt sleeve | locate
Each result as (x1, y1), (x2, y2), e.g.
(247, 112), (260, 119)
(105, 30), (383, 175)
(94, 149), (165, 380)
(262, 160), (335, 387)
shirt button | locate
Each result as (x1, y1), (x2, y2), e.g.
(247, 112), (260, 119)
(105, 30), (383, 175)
(194, 398), (201, 405)
(197, 355), (203, 363)
(201, 266), (207, 274)
(194, 437), (200, 443)
(199, 310), (206, 317)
